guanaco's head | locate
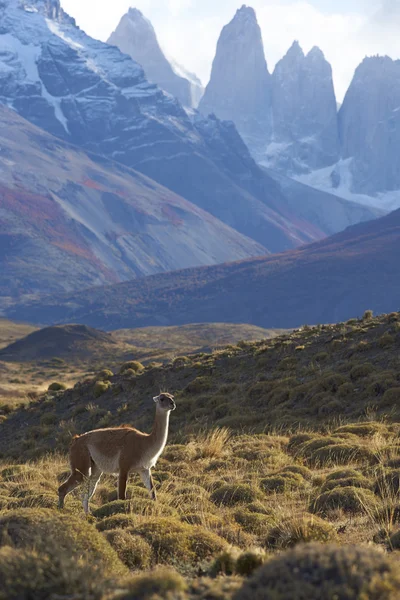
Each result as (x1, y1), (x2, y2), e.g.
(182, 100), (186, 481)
(153, 392), (176, 412)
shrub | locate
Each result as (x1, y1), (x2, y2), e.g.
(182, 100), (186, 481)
(40, 413), (57, 426)
(311, 486), (378, 516)
(379, 333), (395, 348)
(96, 515), (136, 532)
(0, 509), (126, 575)
(188, 527), (227, 561)
(363, 310), (374, 321)
(118, 567), (186, 599)
(104, 530), (152, 569)
(211, 551), (237, 576)
(375, 469), (400, 496)
(94, 381), (110, 398)
(233, 509), (272, 535)
(320, 476), (372, 493)
(236, 551), (266, 577)
(335, 422), (388, 437)
(233, 543), (400, 600)
(120, 361), (144, 374)
(260, 473), (305, 494)
(265, 515), (337, 549)
(97, 369), (114, 381)
(325, 468), (365, 482)
(185, 376), (213, 394)
(350, 363), (374, 380)
(210, 484), (259, 507)
(0, 546), (108, 600)
(92, 500), (131, 519)
(134, 518), (192, 563)
(48, 382), (66, 392)
(389, 529), (400, 549)
(280, 465), (313, 480)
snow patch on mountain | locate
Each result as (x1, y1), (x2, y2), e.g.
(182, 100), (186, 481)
(296, 159), (400, 212)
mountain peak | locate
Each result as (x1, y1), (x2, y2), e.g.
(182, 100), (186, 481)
(286, 40), (305, 59)
(306, 46), (325, 60)
(235, 5), (257, 19)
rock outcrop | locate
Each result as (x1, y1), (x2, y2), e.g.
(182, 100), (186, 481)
(107, 8), (196, 107)
(338, 56), (400, 194)
(199, 5), (272, 159)
(268, 42), (340, 173)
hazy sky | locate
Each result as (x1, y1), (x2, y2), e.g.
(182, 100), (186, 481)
(61, 0), (399, 101)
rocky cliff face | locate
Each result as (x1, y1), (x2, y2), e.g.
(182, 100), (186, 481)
(199, 5), (272, 159)
(107, 8), (197, 108)
(338, 56), (400, 194)
(268, 42), (340, 173)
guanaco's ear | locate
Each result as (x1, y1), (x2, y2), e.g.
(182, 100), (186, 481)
(153, 395), (160, 403)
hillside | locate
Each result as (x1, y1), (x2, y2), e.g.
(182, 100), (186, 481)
(0, 105), (270, 302)
(0, 322), (279, 410)
(2, 311), (400, 458)
(10, 207), (400, 330)
(1, 313), (400, 598)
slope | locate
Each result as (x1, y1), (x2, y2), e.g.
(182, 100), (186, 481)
(0, 105), (268, 301)
(8, 207), (400, 329)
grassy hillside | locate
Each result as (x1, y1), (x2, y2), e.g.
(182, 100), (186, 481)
(1, 312), (400, 598)
(0, 321), (279, 410)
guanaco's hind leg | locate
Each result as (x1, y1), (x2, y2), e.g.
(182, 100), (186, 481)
(58, 436), (91, 509)
(118, 471), (128, 501)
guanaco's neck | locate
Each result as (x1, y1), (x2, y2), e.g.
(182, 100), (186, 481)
(148, 407), (170, 454)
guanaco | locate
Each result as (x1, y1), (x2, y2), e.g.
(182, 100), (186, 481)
(58, 393), (176, 514)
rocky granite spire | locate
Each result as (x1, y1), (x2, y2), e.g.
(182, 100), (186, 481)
(199, 5), (272, 160)
(268, 42), (339, 172)
(338, 56), (400, 194)
(108, 8), (194, 107)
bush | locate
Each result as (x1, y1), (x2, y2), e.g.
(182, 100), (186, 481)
(350, 363), (374, 380)
(265, 515), (337, 549)
(311, 487), (378, 516)
(210, 484), (259, 507)
(133, 518), (192, 563)
(92, 500), (131, 519)
(0, 509), (126, 575)
(210, 550), (239, 577)
(335, 422), (388, 437)
(389, 529), (400, 549)
(260, 473), (305, 494)
(280, 465), (312, 480)
(97, 369), (114, 381)
(117, 567), (186, 599)
(325, 468), (364, 482)
(363, 310), (374, 321)
(234, 509), (272, 535)
(236, 551), (266, 577)
(104, 530), (152, 569)
(0, 546), (108, 600)
(120, 361), (144, 374)
(320, 476), (372, 493)
(94, 381), (110, 398)
(233, 543), (400, 600)
(96, 515), (136, 532)
(379, 333), (395, 348)
(48, 382), (66, 392)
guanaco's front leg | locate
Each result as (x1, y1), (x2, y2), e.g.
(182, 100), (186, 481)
(140, 468), (157, 501)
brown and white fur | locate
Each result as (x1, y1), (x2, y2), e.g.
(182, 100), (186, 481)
(58, 393), (176, 514)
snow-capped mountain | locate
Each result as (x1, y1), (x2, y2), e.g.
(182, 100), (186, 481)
(199, 5), (272, 159)
(107, 8), (201, 108)
(268, 42), (340, 174)
(2, 0), (373, 257)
